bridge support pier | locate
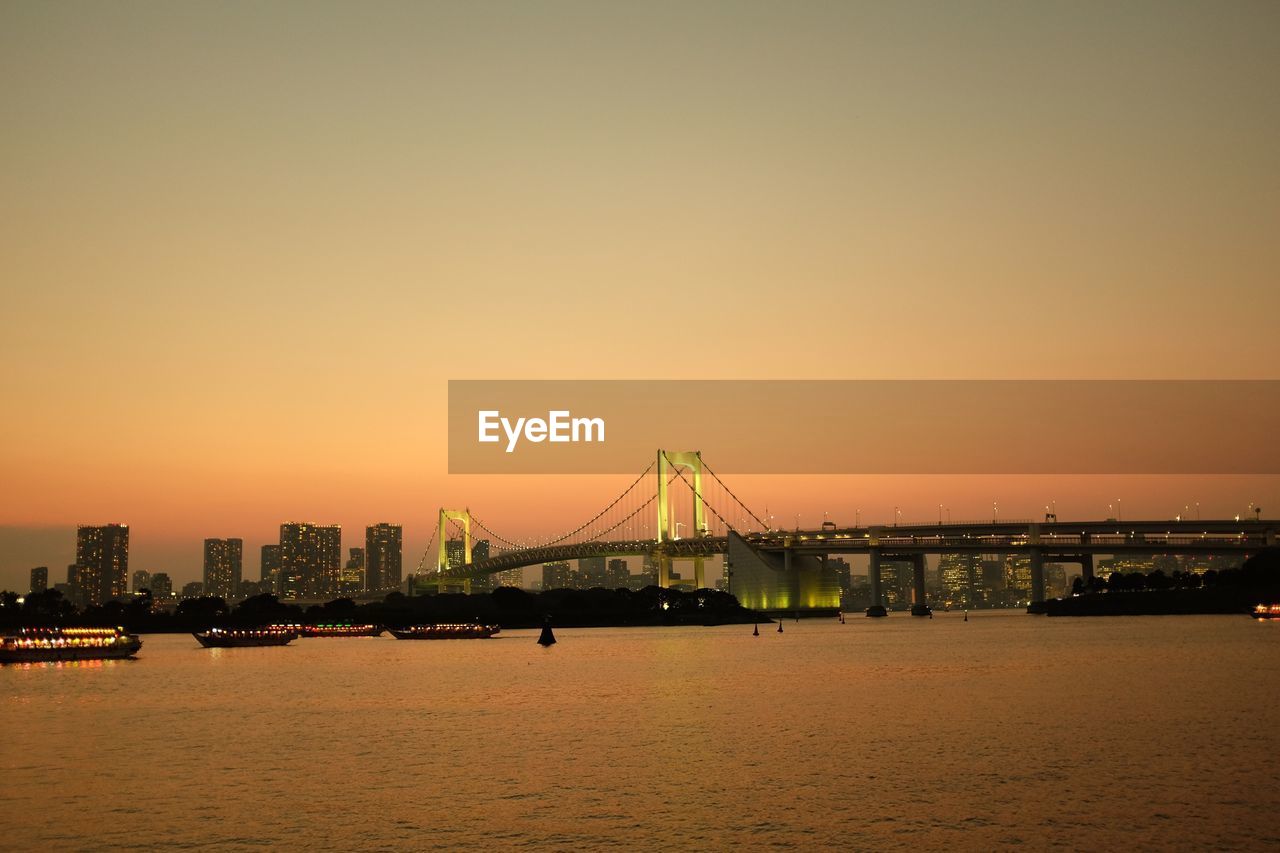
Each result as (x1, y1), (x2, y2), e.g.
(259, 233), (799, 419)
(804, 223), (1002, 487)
(1030, 547), (1045, 604)
(1080, 553), (1095, 582)
(910, 554), (930, 616)
(867, 548), (886, 617)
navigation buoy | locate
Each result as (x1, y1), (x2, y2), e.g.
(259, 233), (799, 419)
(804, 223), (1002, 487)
(537, 617), (557, 647)
(777, 620), (783, 634)
(753, 624), (759, 636)
(964, 610), (969, 622)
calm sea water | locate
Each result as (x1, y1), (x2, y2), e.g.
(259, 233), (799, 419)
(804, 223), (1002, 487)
(2, 612), (1278, 851)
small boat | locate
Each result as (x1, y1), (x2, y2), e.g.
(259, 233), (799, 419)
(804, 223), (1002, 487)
(194, 626), (297, 648)
(1, 626), (141, 664)
(1251, 604), (1280, 619)
(298, 624), (384, 638)
(388, 624), (500, 640)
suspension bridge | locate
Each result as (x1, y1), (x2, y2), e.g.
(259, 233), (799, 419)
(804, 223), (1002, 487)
(413, 450), (1279, 615)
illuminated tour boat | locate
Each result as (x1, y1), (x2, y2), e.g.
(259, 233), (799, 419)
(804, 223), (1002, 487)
(298, 624), (384, 638)
(388, 624), (500, 640)
(193, 625), (298, 648)
(1250, 604), (1280, 620)
(0, 626), (142, 663)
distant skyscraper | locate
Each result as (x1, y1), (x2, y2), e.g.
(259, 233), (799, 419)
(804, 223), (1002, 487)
(29, 567), (48, 594)
(132, 569), (152, 594)
(66, 564), (81, 604)
(280, 523), (341, 598)
(579, 556), (607, 588)
(203, 538), (243, 601)
(1003, 554), (1032, 602)
(939, 553), (981, 608)
(260, 544), (282, 593)
(606, 558), (630, 589)
(75, 524), (129, 606)
(443, 538), (492, 592)
(494, 567), (524, 588)
(880, 560), (913, 608)
(341, 547), (365, 594)
(1044, 563), (1068, 599)
(181, 581), (204, 599)
(150, 572), (173, 599)
(543, 561), (573, 590)
(365, 524), (402, 592)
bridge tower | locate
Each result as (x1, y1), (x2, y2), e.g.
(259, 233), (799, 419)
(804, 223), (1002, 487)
(436, 508), (472, 594)
(656, 450), (707, 589)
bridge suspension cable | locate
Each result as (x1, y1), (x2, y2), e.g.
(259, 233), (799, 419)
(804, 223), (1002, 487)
(530, 461), (657, 547)
(699, 456), (769, 531)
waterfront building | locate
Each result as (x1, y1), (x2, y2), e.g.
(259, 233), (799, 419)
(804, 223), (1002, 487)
(260, 544), (282, 593)
(29, 567), (48, 594)
(279, 523), (342, 598)
(341, 547), (365, 594)
(132, 569), (152, 594)
(203, 538), (243, 601)
(181, 581), (204, 599)
(365, 524), (402, 592)
(75, 524), (129, 606)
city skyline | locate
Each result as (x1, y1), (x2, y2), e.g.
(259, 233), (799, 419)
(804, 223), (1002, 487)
(3, 1), (1278, 593)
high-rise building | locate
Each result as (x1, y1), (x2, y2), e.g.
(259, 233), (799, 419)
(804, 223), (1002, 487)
(470, 540), (493, 593)
(444, 538), (491, 592)
(150, 572), (173, 599)
(880, 560), (913, 608)
(341, 548), (365, 594)
(66, 564), (81, 605)
(75, 524), (129, 606)
(494, 567), (524, 588)
(543, 561), (573, 590)
(1044, 563), (1069, 599)
(29, 567), (48, 594)
(181, 581), (204, 599)
(938, 553), (981, 609)
(1003, 554), (1032, 602)
(203, 538), (243, 601)
(280, 523), (341, 599)
(365, 524), (402, 592)
(260, 544), (282, 593)
(606, 558), (630, 589)
(132, 569), (152, 594)
(978, 558), (1005, 606)
(579, 556), (607, 588)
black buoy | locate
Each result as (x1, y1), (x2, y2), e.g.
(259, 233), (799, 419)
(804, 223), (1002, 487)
(753, 623), (759, 636)
(777, 620), (783, 634)
(537, 616), (557, 647)
(964, 610), (969, 622)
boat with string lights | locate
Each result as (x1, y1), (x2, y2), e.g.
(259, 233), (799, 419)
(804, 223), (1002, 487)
(0, 626), (142, 664)
(1251, 604), (1280, 620)
(388, 624), (500, 640)
(298, 623), (384, 638)
(193, 625), (298, 648)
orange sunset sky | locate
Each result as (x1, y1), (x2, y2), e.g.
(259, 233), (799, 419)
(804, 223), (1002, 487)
(2, 1), (1278, 588)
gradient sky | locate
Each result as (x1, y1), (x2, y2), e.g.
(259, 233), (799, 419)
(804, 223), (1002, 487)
(2, 1), (1278, 589)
